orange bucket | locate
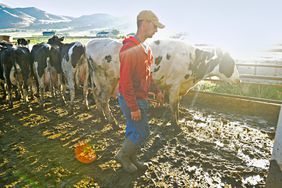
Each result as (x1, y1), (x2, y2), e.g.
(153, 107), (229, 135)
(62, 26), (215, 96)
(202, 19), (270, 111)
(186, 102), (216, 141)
(75, 142), (97, 164)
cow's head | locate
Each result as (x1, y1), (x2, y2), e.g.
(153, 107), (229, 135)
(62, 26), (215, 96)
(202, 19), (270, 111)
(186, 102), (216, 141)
(191, 48), (241, 84)
(17, 38), (30, 46)
(47, 35), (64, 47)
(206, 49), (240, 84)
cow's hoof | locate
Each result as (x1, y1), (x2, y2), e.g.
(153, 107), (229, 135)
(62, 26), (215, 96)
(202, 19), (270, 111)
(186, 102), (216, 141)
(27, 106), (32, 112)
(8, 101), (13, 108)
(68, 108), (74, 115)
(85, 105), (90, 111)
(15, 95), (21, 101)
(81, 105), (89, 112)
(40, 103), (45, 109)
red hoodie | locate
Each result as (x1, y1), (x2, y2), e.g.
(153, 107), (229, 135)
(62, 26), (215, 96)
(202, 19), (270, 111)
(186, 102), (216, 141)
(119, 36), (153, 112)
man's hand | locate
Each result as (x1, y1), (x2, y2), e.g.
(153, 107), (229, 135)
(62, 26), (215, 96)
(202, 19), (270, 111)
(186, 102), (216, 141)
(131, 109), (141, 121)
(156, 91), (164, 106)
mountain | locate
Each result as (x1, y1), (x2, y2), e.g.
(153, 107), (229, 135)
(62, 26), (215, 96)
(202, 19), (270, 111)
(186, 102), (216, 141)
(15, 7), (72, 23)
(0, 3), (131, 31)
(0, 3), (35, 28)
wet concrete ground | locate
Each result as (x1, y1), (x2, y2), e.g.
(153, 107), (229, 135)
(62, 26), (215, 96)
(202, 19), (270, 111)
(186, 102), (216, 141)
(0, 97), (275, 187)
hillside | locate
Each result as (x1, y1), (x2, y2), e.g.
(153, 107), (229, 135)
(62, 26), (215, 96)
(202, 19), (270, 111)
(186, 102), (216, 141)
(0, 3), (130, 31)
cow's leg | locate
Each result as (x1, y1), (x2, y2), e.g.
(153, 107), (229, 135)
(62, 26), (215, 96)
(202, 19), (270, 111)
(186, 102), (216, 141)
(82, 65), (89, 111)
(34, 63), (46, 108)
(89, 72), (96, 105)
(48, 69), (55, 98)
(14, 68), (24, 101)
(38, 75), (46, 107)
(66, 71), (75, 114)
(14, 84), (21, 101)
(58, 74), (66, 104)
(93, 81), (118, 127)
(102, 95), (118, 127)
(23, 77), (32, 111)
(93, 88), (103, 112)
(52, 72), (59, 98)
(168, 87), (181, 130)
(92, 88), (112, 123)
(0, 82), (6, 101)
(34, 72), (40, 99)
(49, 67), (58, 99)
(32, 63), (40, 99)
(4, 67), (14, 108)
(6, 79), (13, 108)
(28, 77), (35, 100)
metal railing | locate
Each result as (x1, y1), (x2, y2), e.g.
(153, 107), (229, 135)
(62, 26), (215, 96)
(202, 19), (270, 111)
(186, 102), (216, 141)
(236, 63), (282, 85)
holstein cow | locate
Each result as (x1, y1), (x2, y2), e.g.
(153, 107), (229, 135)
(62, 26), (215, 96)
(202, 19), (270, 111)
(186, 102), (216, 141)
(149, 39), (240, 125)
(17, 38), (30, 47)
(31, 43), (62, 106)
(85, 38), (240, 127)
(0, 41), (13, 100)
(48, 36), (89, 113)
(0, 45), (32, 109)
(86, 38), (122, 125)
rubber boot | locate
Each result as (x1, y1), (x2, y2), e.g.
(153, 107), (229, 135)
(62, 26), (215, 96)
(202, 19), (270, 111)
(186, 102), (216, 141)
(115, 138), (138, 173)
(130, 147), (148, 171)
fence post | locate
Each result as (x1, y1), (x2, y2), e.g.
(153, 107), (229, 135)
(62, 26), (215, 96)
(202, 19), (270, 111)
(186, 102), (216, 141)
(266, 104), (282, 187)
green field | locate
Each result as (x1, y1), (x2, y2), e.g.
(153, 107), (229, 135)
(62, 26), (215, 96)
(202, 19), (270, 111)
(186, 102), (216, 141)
(196, 81), (282, 101)
(14, 36), (95, 45)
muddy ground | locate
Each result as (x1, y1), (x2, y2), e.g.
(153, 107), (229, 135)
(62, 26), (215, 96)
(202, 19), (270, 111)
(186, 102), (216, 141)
(0, 94), (275, 187)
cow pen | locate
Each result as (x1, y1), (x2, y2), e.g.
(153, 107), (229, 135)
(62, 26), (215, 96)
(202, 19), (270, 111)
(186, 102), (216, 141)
(0, 83), (280, 187)
(1, 38), (282, 187)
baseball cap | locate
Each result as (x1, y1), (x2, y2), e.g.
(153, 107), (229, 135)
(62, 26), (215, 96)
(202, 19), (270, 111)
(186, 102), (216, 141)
(137, 10), (165, 29)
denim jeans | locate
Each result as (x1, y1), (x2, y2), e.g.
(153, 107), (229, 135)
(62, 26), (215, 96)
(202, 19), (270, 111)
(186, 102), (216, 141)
(118, 94), (150, 145)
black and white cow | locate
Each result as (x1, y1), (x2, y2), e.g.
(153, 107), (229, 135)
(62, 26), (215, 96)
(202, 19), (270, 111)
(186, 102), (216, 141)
(31, 43), (62, 106)
(17, 38), (30, 46)
(47, 36), (89, 112)
(85, 38), (240, 126)
(86, 38), (121, 125)
(150, 39), (240, 124)
(0, 45), (32, 109)
(0, 41), (13, 100)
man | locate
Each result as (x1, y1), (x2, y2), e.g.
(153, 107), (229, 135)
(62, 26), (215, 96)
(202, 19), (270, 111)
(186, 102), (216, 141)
(116, 10), (165, 173)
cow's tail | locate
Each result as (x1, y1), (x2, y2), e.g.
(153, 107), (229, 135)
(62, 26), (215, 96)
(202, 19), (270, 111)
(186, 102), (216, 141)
(87, 56), (94, 83)
(87, 56), (96, 91)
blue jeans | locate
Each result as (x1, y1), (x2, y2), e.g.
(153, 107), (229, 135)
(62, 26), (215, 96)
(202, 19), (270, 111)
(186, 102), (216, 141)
(118, 94), (150, 145)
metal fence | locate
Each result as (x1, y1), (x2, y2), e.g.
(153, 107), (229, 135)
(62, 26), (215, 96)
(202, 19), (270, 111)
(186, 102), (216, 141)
(236, 62), (282, 86)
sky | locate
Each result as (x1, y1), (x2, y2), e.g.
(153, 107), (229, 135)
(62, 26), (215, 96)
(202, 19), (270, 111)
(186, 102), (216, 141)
(1, 0), (282, 59)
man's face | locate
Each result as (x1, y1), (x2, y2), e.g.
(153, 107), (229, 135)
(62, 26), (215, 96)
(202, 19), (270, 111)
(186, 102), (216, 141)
(144, 20), (158, 38)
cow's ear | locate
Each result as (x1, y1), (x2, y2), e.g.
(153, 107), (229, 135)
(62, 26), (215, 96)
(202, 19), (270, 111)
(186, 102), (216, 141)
(60, 37), (64, 41)
(27, 40), (30, 44)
